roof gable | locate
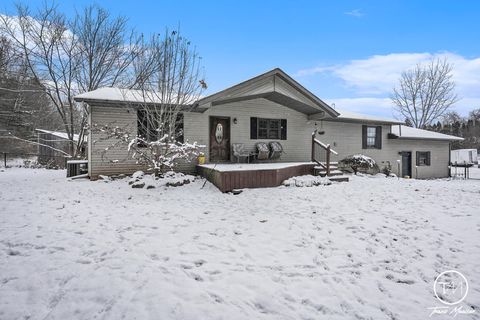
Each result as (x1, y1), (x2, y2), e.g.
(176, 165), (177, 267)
(195, 68), (339, 117)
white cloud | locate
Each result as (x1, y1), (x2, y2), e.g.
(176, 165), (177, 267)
(327, 97), (396, 118)
(344, 9), (364, 18)
(297, 52), (480, 116)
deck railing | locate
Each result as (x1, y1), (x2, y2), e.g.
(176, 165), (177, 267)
(311, 130), (338, 175)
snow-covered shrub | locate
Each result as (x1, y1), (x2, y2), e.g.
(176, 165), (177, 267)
(92, 121), (204, 176)
(339, 154), (378, 175)
(282, 175), (331, 187)
(128, 170), (195, 189)
(381, 162), (392, 177)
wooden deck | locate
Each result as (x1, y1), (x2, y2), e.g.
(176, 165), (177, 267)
(197, 162), (316, 192)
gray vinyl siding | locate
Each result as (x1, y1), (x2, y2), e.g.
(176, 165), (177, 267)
(88, 97), (451, 179)
(184, 98), (450, 178)
(317, 121), (450, 178)
(88, 104), (147, 178)
(184, 98), (312, 164)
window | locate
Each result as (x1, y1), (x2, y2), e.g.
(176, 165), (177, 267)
(362, 125), (382, 149)
(258, 118), (280, 139)
(137, 110), (184, 146)
(416, 151), (431, 166)
(366, 127), (376, 147)
(137, 109), (158, 145)
(250, 117), (287, 140)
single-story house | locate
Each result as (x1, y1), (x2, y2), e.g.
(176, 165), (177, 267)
(74, 68), (463, 184)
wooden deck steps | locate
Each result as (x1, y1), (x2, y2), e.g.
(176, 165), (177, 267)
(314, 162), (349, 182)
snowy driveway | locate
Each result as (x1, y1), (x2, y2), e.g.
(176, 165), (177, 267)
(1, 168), (479, 319)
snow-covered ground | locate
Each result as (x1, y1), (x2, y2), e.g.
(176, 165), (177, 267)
(0, 168), (479, 319)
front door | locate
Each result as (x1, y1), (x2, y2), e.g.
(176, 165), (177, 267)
(401, 151), (412, 177)
(209, 117), (230, 162)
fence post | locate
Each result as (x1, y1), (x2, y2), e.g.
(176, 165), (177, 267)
(3, 153), (6, 168)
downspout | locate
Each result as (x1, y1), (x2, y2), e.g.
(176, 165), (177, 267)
(448, 142), (451, 178)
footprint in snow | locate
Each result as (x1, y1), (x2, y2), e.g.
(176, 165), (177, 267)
(76, 259), (92, 264)
(194, 259), (206, 267)
(7, 249), (21, 256)
(208, 292), (223, 303)
(190, 273), (203, 281)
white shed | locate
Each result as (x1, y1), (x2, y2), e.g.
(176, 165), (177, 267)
(450, 149), (478, 165)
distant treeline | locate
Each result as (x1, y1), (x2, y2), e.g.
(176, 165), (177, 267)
(420, 109), (480, 150)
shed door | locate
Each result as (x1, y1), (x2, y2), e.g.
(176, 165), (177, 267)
(209, 117), (230, 162)
(401, 151), (412, 178)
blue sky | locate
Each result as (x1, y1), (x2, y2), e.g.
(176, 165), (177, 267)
(2, 1), (480, 118)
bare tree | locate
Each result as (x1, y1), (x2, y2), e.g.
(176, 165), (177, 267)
(0, 3), (80, 155)
(0, 35), (60, 153)
(70, 5), (142, 154)
(0, 2), (141, 157)
(96, 29), (207, 174)
(391, 58), (459, 128)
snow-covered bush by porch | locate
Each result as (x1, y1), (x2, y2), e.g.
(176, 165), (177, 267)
(339, 154), (379, 175)
(127, 135), (203, 173)
(127, 170), (195, 188)
(282, 175), (331, 187)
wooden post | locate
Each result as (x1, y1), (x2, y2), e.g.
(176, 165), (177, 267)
(326, 145), (331, 176)
(311, 130), (316, 162)
(3, 153), (6, 168)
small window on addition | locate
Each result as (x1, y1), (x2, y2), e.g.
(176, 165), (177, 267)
(416, 151), (431, 166)
(362, 125), (382, 149)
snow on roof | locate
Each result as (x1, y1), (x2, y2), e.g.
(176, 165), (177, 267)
(35, 129), (79, 142)
(336, 109), (404, 124)
(74, 87), (197, 105)
(390, 125), (464, 141)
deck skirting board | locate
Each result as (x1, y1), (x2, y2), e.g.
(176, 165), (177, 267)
(197, 164), (315, 192)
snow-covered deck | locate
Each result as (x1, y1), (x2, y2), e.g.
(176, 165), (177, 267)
(198, 162), (316, 192)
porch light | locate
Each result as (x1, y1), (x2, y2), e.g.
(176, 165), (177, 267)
(233, 118), (238, 124)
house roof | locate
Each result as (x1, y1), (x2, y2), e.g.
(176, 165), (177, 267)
(74, 87), (197, 105)
(334, 109), (404, 124)
(390, 125), (464, 141)
(194, 68), (340, 117)
(35, 129), (80, 142)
